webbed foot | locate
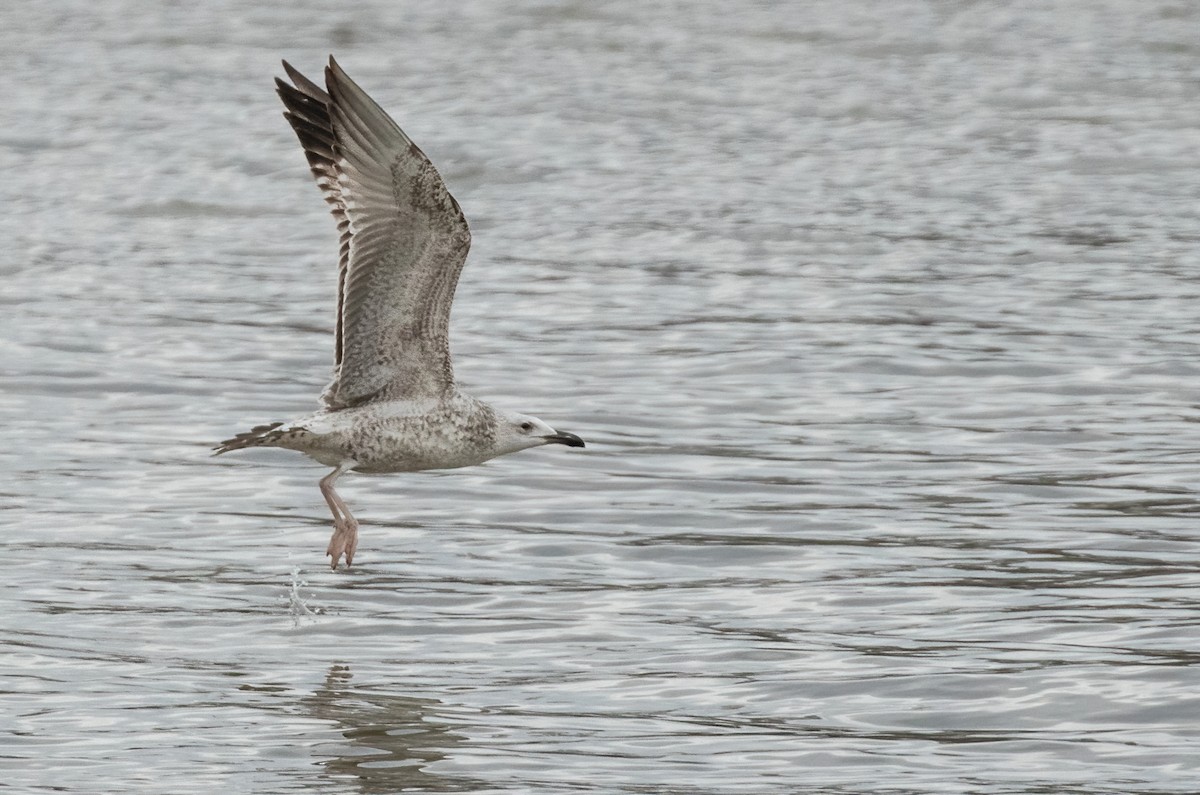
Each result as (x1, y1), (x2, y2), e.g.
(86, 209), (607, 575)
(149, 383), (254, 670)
(326, 516), (359, 570)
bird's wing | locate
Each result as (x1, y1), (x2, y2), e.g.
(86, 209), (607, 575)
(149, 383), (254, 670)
(275, 56), (471, 408)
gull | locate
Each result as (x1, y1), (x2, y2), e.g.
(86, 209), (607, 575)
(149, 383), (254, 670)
(215, 57), (585, 569)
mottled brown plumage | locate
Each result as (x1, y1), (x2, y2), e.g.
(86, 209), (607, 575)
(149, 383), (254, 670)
(276, 57), (471, 408)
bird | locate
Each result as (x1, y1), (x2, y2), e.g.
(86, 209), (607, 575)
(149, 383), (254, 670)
(215, 57), (585, 570)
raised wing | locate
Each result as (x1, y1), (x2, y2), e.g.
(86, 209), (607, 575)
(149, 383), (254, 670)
(275, 57), (471, 408)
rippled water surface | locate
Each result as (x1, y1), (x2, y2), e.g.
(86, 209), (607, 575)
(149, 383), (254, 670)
(3, 1), (1200, 792)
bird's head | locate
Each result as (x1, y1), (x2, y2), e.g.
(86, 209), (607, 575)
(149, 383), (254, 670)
(493, 411), (585, 457)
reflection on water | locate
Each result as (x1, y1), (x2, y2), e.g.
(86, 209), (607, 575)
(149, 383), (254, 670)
(304, 665), (477, 794)
(3, 0), (1200, 793)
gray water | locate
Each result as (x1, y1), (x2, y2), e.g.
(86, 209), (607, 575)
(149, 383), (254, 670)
(2, 1), (1199, 792)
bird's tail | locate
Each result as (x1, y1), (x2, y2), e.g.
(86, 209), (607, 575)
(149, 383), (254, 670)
(212, 422), (286, 455)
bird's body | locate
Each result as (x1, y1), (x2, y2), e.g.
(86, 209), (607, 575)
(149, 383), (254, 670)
(216, 57), (584, 568)
(218, 394), (508, 474)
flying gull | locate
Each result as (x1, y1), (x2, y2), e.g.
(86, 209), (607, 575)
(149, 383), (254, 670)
(215, 57), (585, 569)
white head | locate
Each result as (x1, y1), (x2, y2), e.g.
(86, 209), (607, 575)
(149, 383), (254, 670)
(491, 410), (586, 458)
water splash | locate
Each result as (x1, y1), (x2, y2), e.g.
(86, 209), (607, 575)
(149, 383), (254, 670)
(286, 567), (323, 623)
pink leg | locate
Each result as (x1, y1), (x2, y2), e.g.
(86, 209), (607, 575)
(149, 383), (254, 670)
(319, 463), (358, 570)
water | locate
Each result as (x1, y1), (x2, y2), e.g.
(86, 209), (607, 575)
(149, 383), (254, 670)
(2, 1), (1199, 792)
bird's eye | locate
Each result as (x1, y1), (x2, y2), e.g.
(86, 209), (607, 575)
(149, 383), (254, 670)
(519, 422), (533, 433)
